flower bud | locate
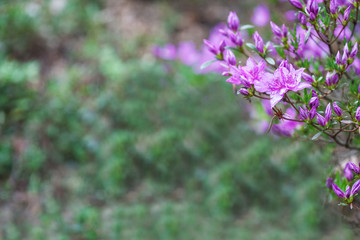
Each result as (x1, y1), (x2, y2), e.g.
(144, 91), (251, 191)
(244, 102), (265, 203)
(350, 42), (358, 58)
(219, 40), (226, 54)
(344, 43), (350, 57)
(351, 179), (360, 196)
(326, 178), (333, 189)
(219, 28), (230, 37)
(299, 106), (308, 120)
(229, 31), (243, 47)
(332, 102), (342, 117)
(325, 72), (338, 86)
(281, 24), (288, 38)
(341, 51), (348, 65)
(317, 113), (327, 126)
(336, 51), (342, 65)
(344, 6), (352, 22)
(309, 12), (316, 21)
(329, 0), (338, 14)
(325, 103), (332, 122)
(238, 88), (249, 96)
(227, 11), (240, 32)
(203, 39), (219, 55)
(309, 106), (317, 120)
(356, 106), (360, 121)
(302, 72), (314, 83)
(270, 21), (282, 38)
(332, 183), (345, 198)
(345, 163), (354, 181)
(309, 97), (319, 108)
(288, 0), (303, 9)
(298, 12), (307, 25)
(332, 74), (339, 85)
(224, 50), (237, 66)
(312, 89), (318, 98)
(254, 31), (264, 53)
(348, 162), (360, 174)
(345, 185), (351, 199)
(306, 0), (319, 16)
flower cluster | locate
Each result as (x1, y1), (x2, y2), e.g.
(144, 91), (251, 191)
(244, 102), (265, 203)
(327, 161), (360, 208)
(200, 1), (360, 149)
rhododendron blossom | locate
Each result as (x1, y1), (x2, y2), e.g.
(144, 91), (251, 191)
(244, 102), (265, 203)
(254, 61), (311, 107)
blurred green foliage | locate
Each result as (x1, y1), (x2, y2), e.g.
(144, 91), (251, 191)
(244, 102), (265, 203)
(0, 0), (354, 239)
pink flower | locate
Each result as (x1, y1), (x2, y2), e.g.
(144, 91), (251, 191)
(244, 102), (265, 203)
(227, 58), (268, 87)
(251, 4), (270, 27)
(255, 61), (311, 107)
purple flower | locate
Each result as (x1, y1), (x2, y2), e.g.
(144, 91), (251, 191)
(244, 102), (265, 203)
(203, 39), (219, 55)
(345, 164), (354, 181)
(270, 21), (282, 38)
(302, 72), (314, 83)
(325, 103), (332, 122)
(336, 51), (342, 65)
(329, 0), (338, 14)
(350, 42), (358, 58)
(355, 106), (360, 121)
(332, 183), (346, 198)
(306, 0), (319, 16)
(332, 180), (360, 199)
(227, 11), (240, 32)
(298, 12), (307, 25)
(348, 162), (360, 174)
(224, 49), (237, 66)
(288, 0), (303, 9)
(344, 43), (350, 56)
(177, 42), (200, 66)
(152, 44), (177, 60)
(254, 31), (264, 53)
(299, 106), (308, 120)
(308, 106), (317, 120)
(271, 108), (303, 137)
(317, 113), (327, 126)
(254, 60), (311, 107)
(309, 97), (319, 109)
(312, 89), (318, 97)
(203, 39), (226, 56)
(309, 12), (316, 21)
(344, 6), (352, 22)
(326, 178), (334, 189)
(227, 58), (267, 87)
(229, 31), (243, 47)
(333, 102), (342, 117)
(352, 179), (360, 196)
(282, 24), (288, 38)
(251, 4), (270, 27)
(325, 72), (339, 86)
(238, 88), (250, 96)
(342, 51), (348, 65)
(285, 11), (297, 22)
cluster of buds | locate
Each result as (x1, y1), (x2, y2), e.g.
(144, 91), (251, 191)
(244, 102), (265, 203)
(336, 43), (358, 70)
(328, 161), (360, 208)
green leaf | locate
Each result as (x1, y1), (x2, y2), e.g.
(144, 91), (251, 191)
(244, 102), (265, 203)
(305, 28), (312, 43)
(275, 46), (285, 59)
(200, 60), (217, 70)
(240, 25), (255, 30)
(246, 43), (257, 51)
(311, 132), (322, 140)
(265, 57), (275, 65)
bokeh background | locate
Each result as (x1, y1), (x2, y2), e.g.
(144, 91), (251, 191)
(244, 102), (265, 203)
(0, 0), (355, 239)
